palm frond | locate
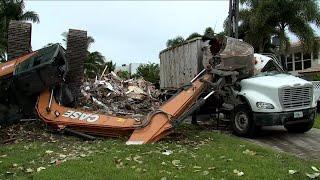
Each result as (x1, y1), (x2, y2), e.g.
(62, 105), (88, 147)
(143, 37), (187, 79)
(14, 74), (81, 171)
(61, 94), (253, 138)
(19, 11), (39, 23)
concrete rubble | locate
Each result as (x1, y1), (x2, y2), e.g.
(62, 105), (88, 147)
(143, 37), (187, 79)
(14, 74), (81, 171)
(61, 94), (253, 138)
(78, 72), (162, 117)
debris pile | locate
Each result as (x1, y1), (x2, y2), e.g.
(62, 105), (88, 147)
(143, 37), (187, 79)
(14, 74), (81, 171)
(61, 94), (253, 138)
(78, 72), (162, 117)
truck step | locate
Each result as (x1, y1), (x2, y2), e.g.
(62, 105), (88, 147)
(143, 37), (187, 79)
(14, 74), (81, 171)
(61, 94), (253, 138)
(221, 103), (234, 111)
(219, 118), (230, 122)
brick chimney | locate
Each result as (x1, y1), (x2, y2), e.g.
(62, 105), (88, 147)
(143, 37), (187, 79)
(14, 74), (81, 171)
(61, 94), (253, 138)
(7, 20), (32, 60)
(65, 29), (87, 98)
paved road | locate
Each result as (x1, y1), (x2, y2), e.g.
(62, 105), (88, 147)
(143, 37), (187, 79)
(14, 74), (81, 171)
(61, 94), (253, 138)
(243, 127), (320, 160)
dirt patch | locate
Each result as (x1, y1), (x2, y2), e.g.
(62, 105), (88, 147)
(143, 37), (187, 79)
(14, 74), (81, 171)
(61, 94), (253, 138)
(0, 121), (67, 145)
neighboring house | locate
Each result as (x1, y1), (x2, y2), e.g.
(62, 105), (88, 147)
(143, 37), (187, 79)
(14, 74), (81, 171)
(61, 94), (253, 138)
(290, 40), (320, 105)
(285, 40), (320, 72)
(115, 63), (145, 75)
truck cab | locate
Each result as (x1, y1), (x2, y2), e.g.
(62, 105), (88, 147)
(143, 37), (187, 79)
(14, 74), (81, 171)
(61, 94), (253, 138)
(233, 53), (316, 136)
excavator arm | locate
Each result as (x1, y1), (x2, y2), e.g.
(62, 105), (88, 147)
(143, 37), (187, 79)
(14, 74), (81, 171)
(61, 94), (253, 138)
(36, 71), (214, 144)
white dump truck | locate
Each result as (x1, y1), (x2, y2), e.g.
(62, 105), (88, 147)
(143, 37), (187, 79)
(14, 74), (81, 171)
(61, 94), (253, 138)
(160, 37), (316, 136)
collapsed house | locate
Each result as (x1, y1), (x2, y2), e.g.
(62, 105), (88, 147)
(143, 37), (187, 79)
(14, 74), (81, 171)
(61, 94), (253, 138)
(78, 72), (162, 117)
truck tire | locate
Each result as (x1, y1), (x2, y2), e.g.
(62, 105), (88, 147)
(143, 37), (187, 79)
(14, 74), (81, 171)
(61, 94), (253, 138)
(231, 104), (258, 137)
(284, 116), (315, 133)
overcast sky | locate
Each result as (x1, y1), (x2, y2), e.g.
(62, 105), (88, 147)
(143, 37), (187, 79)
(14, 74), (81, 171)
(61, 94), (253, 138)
(24, 1), (319, 65)
(24, 1), (229, 65)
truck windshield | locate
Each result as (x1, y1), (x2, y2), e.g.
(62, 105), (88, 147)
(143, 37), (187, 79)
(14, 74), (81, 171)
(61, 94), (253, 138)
(260, 60), (284, 73)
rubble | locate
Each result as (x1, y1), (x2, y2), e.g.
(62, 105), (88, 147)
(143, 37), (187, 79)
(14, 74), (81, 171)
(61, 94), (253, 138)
(78, 72), (162, 117)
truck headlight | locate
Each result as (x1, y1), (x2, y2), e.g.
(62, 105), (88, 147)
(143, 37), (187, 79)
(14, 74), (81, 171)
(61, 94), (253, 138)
(256, 102), (274, 109)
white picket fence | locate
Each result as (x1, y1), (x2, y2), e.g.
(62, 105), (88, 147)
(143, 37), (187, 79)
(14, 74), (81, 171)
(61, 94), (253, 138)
(311, 81), (320, 102)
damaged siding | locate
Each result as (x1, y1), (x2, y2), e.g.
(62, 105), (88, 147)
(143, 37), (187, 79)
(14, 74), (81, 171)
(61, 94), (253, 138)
(159, 38), (204, 89)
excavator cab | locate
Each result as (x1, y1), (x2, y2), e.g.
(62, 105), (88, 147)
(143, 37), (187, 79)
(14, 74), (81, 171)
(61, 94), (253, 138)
(13, 43), (67, 95)
(0, 44), (67, 125)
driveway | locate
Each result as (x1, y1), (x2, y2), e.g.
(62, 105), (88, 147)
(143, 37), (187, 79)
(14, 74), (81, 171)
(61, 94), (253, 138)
(243, 127), (320, 160)
(188, 115), (320, 159)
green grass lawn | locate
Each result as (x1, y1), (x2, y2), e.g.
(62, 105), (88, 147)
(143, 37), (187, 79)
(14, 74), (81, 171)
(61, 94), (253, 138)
(315, 114), (320, 129)
(1, 124), (320, 180)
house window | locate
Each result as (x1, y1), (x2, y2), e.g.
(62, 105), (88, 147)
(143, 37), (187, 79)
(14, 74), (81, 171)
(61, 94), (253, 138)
(286, 54), (293, 71)
(314, 52), (319, 60)
(294, 52), (302, 70)
(286, 52), (312, 71)
(303, 53), (311, 69)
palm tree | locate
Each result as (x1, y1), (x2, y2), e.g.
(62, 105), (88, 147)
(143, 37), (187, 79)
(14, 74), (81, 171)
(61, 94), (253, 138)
(239, 0), (320, 54)
(186, 32), (202, 41)
(85, 51), (106, 78)
(0, 0), (39, 62)
(203, 27), (215, 39)
(61, 32), (95, 49)
(166, 36), (185, 48)
(103, 60), (115, 73)
(61, 32), (110, 78)
(238, 2), (275, 52)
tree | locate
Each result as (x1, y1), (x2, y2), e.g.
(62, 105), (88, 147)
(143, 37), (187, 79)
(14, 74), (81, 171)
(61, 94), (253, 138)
(166, 36), (185, 48)
(239, 0), (320, 54)
(61, 32), (95, 49)
(117, 70), (130, 80)
(186, 32), (202, 40)
(61, 32), (111, 78)
(166, 27), (222, 48)
(103, 60), (116, 73)
(0, 0), (39, 61)
(203, 27), (215, 39)
(84, 51), (106, 78)
(135, 63), (160, 86)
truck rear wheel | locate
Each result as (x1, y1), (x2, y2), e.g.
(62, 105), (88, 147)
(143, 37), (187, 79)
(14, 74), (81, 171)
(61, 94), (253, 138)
(284, 115), (315, 133)
(231, 105), (258, 137)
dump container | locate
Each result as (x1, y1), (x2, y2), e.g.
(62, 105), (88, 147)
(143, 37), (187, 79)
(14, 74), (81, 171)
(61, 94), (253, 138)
(159, 37), (204, 90)
(159, 37), (255, 89)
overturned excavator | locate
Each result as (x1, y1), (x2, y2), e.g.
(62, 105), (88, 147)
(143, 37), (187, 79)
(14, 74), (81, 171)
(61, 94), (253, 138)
(0, 21), (258, 144)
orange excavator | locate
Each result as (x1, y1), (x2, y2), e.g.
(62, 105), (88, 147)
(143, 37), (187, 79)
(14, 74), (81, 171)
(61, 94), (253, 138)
(0, 43), (216, 144)
(0, 22), (254, 144)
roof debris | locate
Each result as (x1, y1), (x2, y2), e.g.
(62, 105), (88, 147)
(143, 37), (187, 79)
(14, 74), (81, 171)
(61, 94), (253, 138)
(78, 72), (162, 117)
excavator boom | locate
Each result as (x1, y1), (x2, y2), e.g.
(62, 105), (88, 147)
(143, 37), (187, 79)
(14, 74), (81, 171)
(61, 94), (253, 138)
(0, 52), (37, 78)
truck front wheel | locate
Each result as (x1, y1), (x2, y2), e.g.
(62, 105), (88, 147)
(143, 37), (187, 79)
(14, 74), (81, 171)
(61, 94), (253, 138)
(284, 115), (315, 133)
(231, 105), (258, 137)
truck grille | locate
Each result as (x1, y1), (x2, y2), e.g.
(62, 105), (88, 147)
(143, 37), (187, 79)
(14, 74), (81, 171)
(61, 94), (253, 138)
(280, 85), (313, 110)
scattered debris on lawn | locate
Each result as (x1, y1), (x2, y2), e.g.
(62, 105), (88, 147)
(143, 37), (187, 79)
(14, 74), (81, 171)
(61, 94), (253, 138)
(0, 121), (62, 145)
(36, 167), (46, 172)
(45, 150), (54, 154)
(162, 150), (173, 156)
(289, 169), (298, 175)
(26, 168), (34, 173)
(242, 149), (256, 156)
(78, 72), (162, 117)
(311, 166), (319, 172)
(306, 172), (320, 179)
(233, 169), (244, 176)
